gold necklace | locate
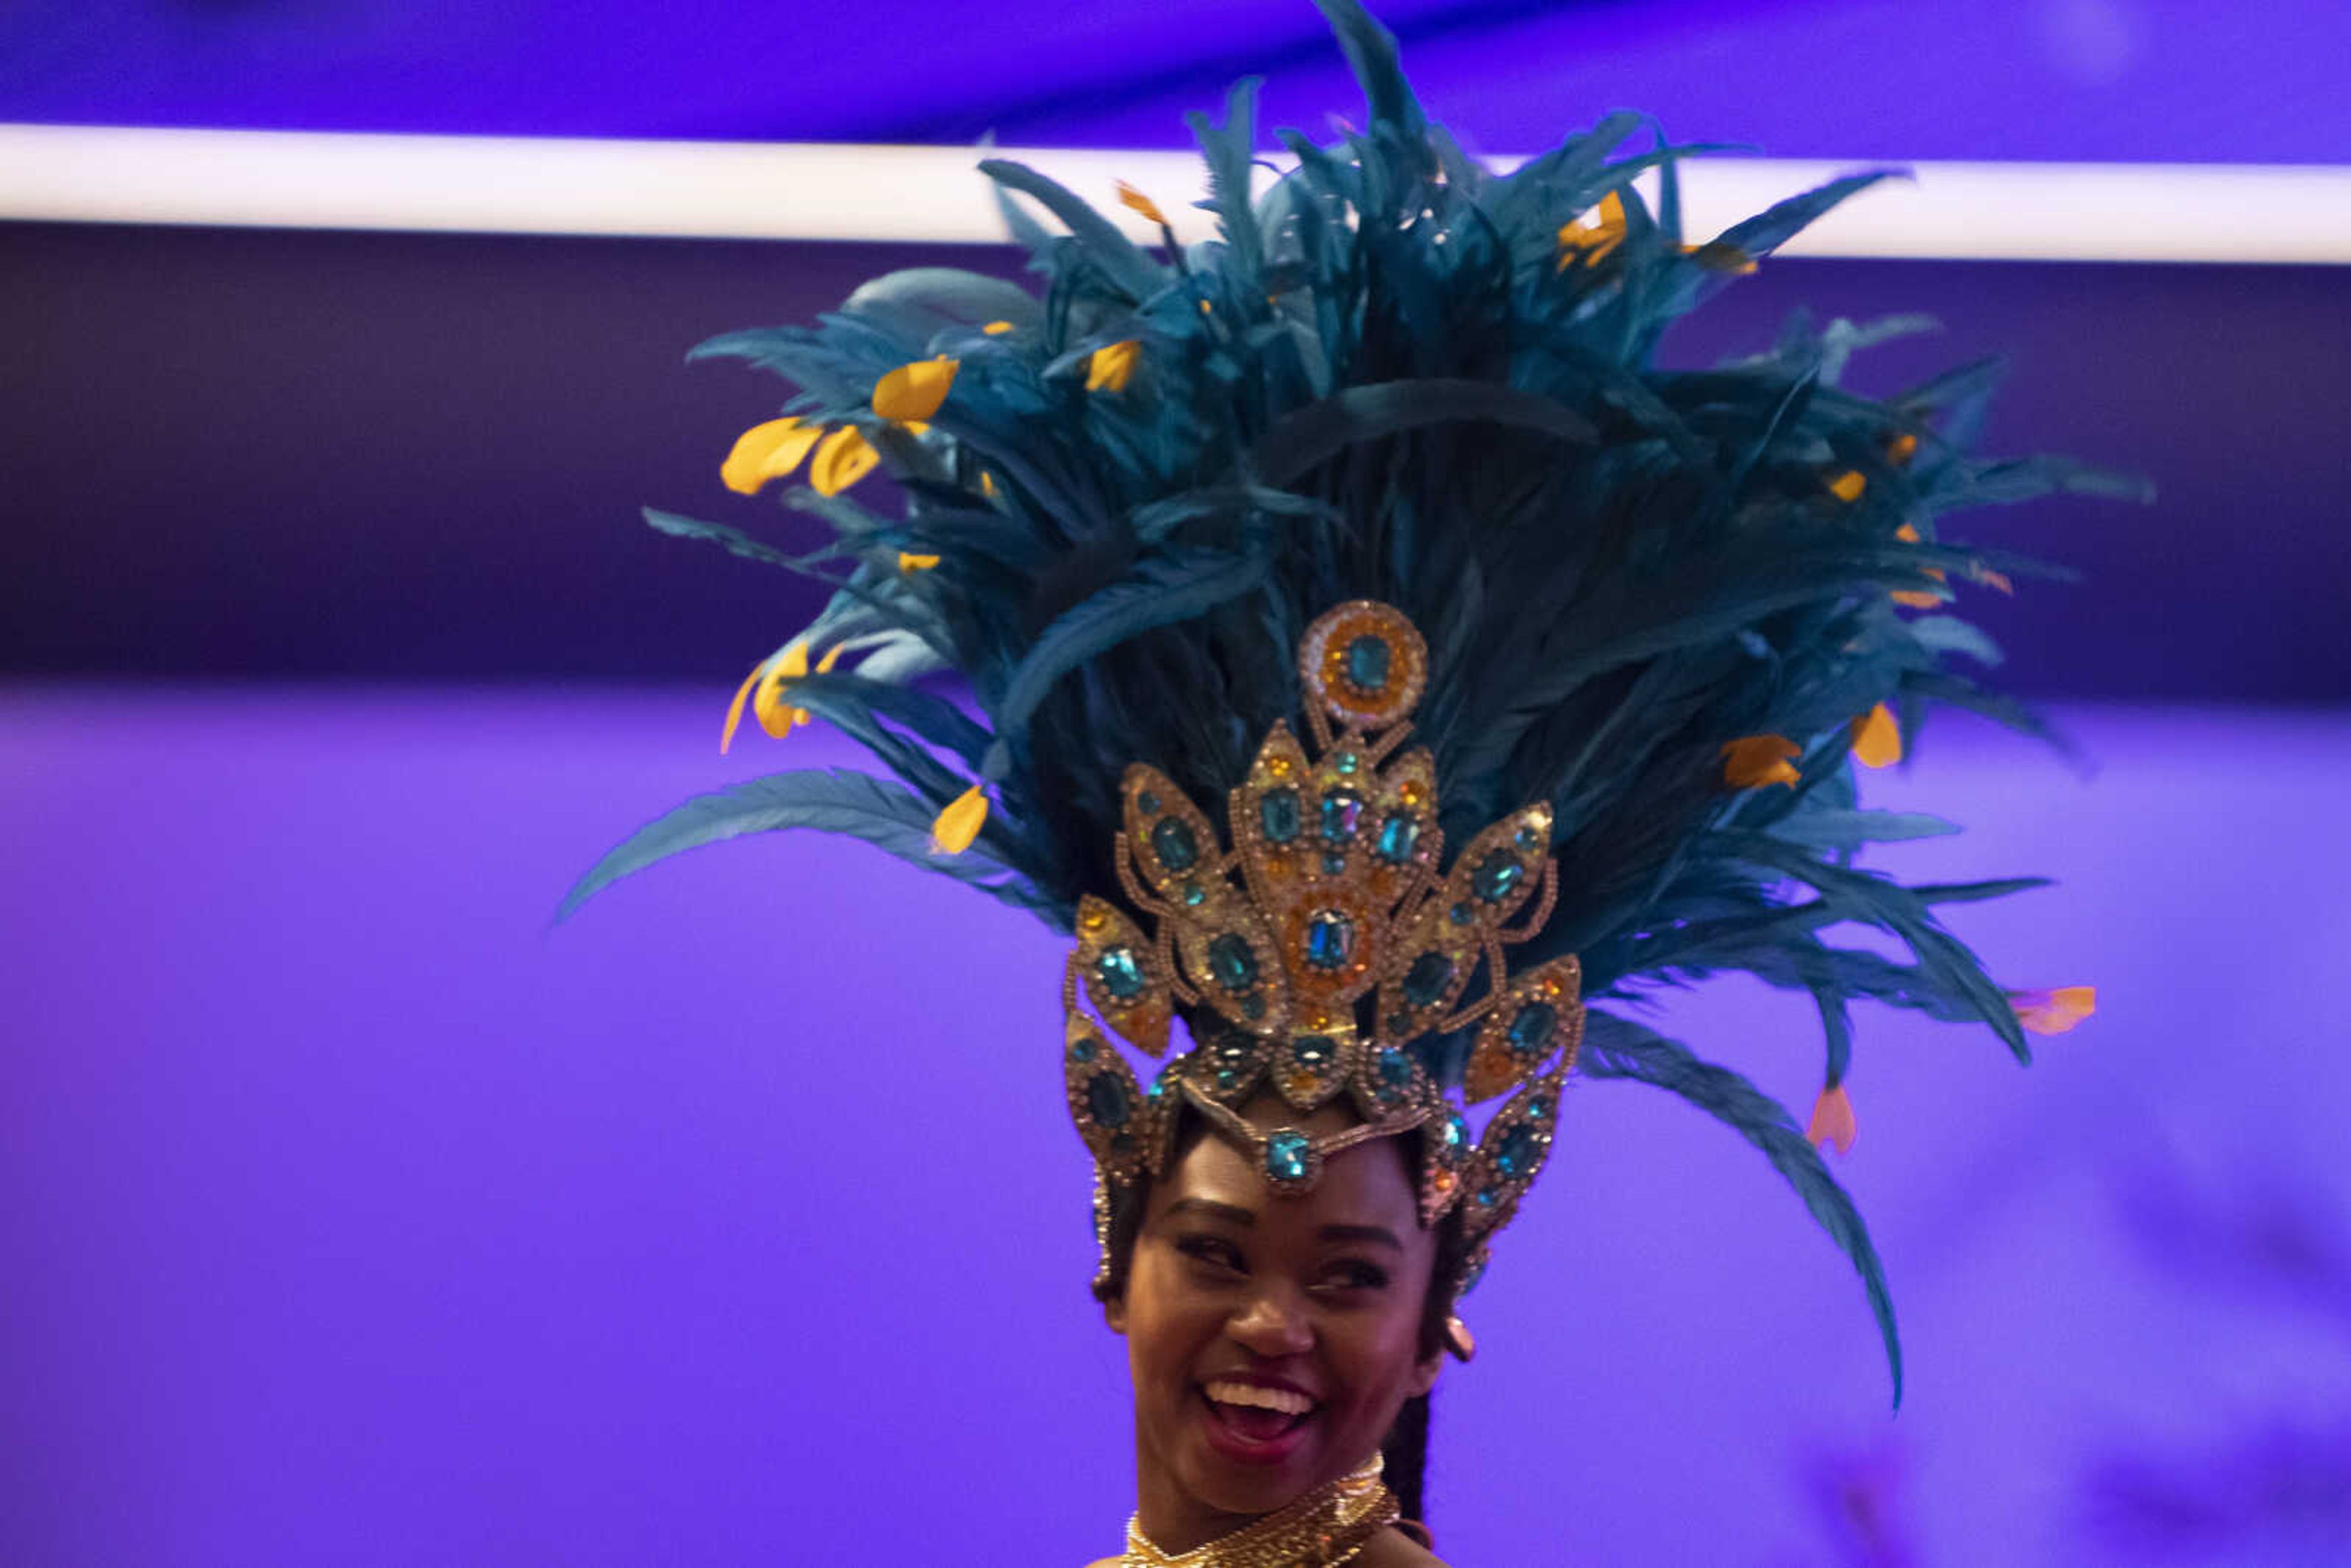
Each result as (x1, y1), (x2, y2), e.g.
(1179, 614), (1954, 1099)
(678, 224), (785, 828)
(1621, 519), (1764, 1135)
(1120, 1456), (1400, 1567)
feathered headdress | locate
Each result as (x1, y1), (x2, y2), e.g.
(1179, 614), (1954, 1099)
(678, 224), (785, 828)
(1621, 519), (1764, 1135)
(564, 0), (2134, 1403)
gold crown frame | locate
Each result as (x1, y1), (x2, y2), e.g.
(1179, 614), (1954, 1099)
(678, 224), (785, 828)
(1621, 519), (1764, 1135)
(1060, 602), (1586, 1309)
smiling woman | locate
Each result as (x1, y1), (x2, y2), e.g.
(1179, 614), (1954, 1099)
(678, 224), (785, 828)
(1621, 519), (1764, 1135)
(1106, 1098), (1448, 1562)
(564, 1), (2119, 1561)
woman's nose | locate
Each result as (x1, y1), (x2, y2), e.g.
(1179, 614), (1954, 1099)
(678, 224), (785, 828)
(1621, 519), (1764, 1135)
(1228, 1285), (1314, 1357)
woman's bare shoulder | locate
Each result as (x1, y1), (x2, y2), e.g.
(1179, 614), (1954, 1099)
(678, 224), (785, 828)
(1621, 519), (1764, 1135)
(1362, 1525), (1450, 1566)
(1081, 1558), (1123, 1567)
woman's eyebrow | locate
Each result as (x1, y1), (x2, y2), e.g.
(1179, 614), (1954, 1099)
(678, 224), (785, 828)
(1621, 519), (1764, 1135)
(1316, 1223), (1404, 1251)
(1164, 1197), (1256, 1226)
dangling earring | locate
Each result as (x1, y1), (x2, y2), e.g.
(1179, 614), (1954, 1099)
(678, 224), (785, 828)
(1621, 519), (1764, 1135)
(1443, 1315), (1476, 1361)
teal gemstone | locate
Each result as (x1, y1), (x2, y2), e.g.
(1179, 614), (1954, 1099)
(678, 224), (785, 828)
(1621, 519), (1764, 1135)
(1067, 1037), (1097, 1063)
(1265, 1130), (1312, 1183)
(1320, 792), (1362, 842)
(1260, 789), (1302, 844)
(1208, 934), (1258, 991)
(1182, 881), (1206, 907)
(1321, 852), (1347, 876)
(1527, 1095), (1551, 1121)
(1472, 852), (1524, 902)
(1442, 1110), (1467, 1148)
(1505, 1002), (1557, 1056)
(1303, 910), (1354, 970)
(1376, 1048), (1415, 1088)
(1086, 1074), (1132, 1129)
(1334, 751), (1358, 775)
(1515, 825), (1540, 850)
(1215, 1068), (1241, 1091)
(1494, 1124), (1540, 1179)
(1344, 634), (1391, 691)
(1449, 901), (1475, 926)
(1402, 951), (1454, 1006)
(1138, 790), (1160, 814)
(1150, 817), (1200, 872)
(1292, 1035), (1335, 1067)
(1097, 947), (1146, 1000)
(1475, 1187), (1501, 1208)
(1376, 814), (1419, 864)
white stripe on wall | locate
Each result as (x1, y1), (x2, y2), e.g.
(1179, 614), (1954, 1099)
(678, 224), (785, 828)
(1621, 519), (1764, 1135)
(5, 122), (2347, 264)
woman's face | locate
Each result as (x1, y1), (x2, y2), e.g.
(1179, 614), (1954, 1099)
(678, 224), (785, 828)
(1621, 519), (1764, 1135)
(1107, 1096), (1444, 1542)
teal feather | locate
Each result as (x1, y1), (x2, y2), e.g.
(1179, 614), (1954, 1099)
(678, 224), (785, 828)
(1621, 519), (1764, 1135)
(1580, 1010), (1903, 1405)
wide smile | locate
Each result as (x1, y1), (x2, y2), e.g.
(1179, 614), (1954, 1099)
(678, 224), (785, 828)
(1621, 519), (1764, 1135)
(1196, 1379), (1321, 1465)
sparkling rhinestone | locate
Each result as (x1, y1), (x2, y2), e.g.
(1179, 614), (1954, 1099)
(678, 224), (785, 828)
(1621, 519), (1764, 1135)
(1475, 1187), (1501, 1208)
(1320, 792), (1362, 841)
(1150, 817), (1199, 872)
(1449, 901), (1475, 925)
(1344, 634), (1391, 691)
(1402, 951), (1453, 1006)
(1494, 1124), (1540, 1178)
(1292, 1035), (1335, 1067)
(1321, 852), (1347, 875)
(1303, 910), (1354, 970)
(1086, 1074), (1132, 1128)
(1515, 824), (1540, 849)
(1096, 946), (1146, 999)
(1334, 751), (1358, 775)
(1375, 814), (1419, 864)
(1265, 1130), (1312, 1182)
(1505, 1001), (1557, 1055)
(1215, 1068), (1242, 1092)
(1442, 1110), (1467, 1148)
(1376, 1048), (1414, 1088)
(1138, 790), (1160, 814)
(1182, 881), (1207, 907)
(1259, 788), (1302, 844)
(1527, 1095), (1551, 1121)
(1208, 934), (1258, 990)
(1472, 852), (1524, 902)
(1067, 1037), (1097, 1063)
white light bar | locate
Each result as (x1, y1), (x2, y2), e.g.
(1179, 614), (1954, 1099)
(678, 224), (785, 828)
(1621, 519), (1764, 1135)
(5, 122), (2349, 264)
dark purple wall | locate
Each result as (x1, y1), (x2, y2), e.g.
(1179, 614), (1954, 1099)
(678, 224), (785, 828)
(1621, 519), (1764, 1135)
(7, 219), (2347, 699)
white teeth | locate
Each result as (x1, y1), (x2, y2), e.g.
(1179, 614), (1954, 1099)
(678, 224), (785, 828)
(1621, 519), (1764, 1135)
(1204, 1381), (1315, 1416)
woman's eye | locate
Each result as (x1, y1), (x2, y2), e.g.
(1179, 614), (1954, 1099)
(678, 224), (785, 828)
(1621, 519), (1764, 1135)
(1176, 1236), (1245, 1272)
(1318, 1261), (1390, 1292)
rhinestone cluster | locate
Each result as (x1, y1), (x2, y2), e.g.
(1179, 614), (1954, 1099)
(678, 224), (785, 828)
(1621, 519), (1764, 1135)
(1061, 602), (1586, 1305)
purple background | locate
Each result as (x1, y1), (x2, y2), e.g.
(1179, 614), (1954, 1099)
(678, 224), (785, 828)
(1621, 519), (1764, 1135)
(5, 0), (2350, 165)
(7, 692), (2350, 1565)
(7, 0), (2351, 1561)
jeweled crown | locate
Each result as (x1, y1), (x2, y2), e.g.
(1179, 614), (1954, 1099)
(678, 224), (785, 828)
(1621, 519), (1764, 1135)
(1061, 602), (1586, 1300)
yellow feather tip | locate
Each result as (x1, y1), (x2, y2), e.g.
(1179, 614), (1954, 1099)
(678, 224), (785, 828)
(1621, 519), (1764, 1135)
(1852, 703), (1903, 768)
(1720, 735), (1802, 790)
(810, 426), (879, 496)
(2011, 986), (2097, 1035)
(720, 417), (821, 496)
(930, 784), (989, 855)
(1114, 180), (1170, 228)
(872, 356), (958, 422)
(1829, 470), (1867, 503)
(898, 552), (941, 572)
(1807, 1084), (1857, 1155)
(719, 665), (761, 754)
(1086, 340), (1142, 394)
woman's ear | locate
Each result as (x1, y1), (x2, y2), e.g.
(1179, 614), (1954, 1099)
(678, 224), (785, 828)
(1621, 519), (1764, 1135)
(1103, 1292), (1128, 1335)
(1406, 1340), (1444, 1399)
